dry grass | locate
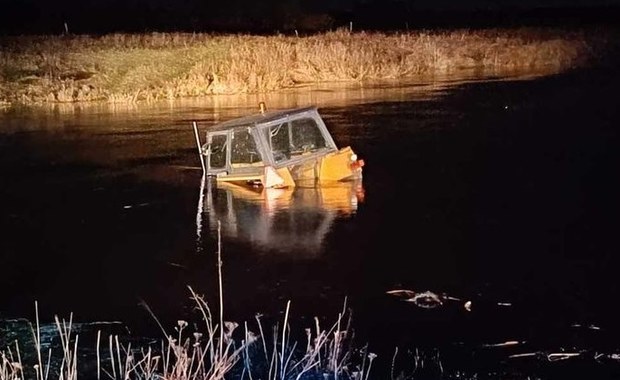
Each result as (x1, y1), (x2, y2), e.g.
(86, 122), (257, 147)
(0, 224), (373, 380)
(0, 27), (610, 105)
(0, 299), (371, 380)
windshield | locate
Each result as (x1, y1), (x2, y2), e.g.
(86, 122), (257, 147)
(264, 117), (329, 164)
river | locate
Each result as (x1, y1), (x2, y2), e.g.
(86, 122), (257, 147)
(1, 67), (619, 379)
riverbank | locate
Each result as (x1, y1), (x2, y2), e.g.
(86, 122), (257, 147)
(1, 296), (374, 380)
(0, 27), (612, 105)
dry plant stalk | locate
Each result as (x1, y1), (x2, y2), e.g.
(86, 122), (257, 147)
(0, 342), (24, 380)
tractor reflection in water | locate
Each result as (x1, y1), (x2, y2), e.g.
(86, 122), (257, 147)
(202, 178), (364, 257)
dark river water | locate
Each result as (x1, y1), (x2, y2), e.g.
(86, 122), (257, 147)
(1, 66), (619, 379)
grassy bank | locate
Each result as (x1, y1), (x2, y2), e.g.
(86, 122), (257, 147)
(0, 27), (609, 105)
(1, 230), (375, 380)
(1, 294), (373, 380)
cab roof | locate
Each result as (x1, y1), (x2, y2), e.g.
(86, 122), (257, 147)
(208, 106), (318, 132)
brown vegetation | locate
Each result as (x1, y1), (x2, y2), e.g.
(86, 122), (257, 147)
(0, 27), (609, 105)
(0, 296), (371, 380)
(0, 228), (373, 380)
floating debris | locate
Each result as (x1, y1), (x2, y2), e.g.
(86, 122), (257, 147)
(386, 289), (512, 313)
(547, 352), (582, 362)
(464, 301), (472, 312)
(483, 340), (523, 348)
(594, 352), (620, 362)
(571, 323), (602, 330)
(123, 202), (151, 209)
(386, 289), (417, 298)
(386, 289), (462, 309)
(509, 352), (539, 359)
(510, 351), (585, 362)
(406, 291), (444, 309)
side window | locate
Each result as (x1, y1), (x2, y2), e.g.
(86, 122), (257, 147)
(209, 134), (227, 169)
(231, 128), (261, 165)
(267, 122), (291, 163)
(290, 118), (327, 154)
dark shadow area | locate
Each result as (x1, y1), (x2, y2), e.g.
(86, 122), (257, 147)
(1, 0), (620, 35)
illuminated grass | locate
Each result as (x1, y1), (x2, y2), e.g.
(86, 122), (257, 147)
(0, 225), (374, 380)
(0, 297), (371, 380)
(0, 27), (610, 105)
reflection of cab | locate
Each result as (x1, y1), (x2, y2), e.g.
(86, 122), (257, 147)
(214, 179), (365, 214)
(201, 105), (364, 188)
(204, 178), (365, 256)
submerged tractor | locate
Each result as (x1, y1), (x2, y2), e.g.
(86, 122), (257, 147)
(198, 105), (364, 189)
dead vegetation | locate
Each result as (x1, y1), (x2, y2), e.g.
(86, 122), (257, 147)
(0, 27), (608, 105)
(0, 225), (373, 380)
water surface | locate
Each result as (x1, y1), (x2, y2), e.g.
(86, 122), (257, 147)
(1, 68), (619, 378)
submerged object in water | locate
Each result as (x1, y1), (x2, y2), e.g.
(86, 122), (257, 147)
(193, 104), (364, 189)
